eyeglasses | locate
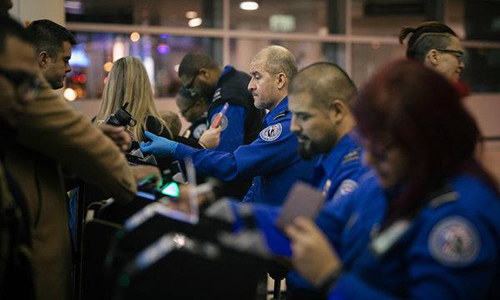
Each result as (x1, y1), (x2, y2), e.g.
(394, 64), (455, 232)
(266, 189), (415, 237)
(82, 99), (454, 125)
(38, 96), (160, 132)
(184, 71), (199, 97)
(0, 68), (42, 102)
(435, 48), (464, 63)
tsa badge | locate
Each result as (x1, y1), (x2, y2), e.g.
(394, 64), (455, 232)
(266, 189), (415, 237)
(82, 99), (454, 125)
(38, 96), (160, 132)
(192, 124), (208, 140)
(260, 123), (283, 142)
(332, 179), (358, 202)
(428, 216), (480, 267)
(210, 113), (228, 131)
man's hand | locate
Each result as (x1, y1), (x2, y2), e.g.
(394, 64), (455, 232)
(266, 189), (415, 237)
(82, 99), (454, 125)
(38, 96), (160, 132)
(130, 165), (162, 189)
(285, 217), (342, 287)
(140, 131), (179, 157)
(198, 126), (223, 149)
(97, 124), (132, 152)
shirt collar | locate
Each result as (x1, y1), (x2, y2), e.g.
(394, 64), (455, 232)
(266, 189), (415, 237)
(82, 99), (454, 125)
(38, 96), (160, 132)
(318, 133), (358, 176)
(264, 96), (289, 125)
(216, 65), (234, 88)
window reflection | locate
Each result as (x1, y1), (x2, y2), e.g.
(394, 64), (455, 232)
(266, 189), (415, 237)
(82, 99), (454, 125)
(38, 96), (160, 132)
(67, 33), (222, 99)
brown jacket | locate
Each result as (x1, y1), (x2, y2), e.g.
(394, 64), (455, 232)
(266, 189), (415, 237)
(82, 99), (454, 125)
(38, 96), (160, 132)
(4, 75), (137, 300)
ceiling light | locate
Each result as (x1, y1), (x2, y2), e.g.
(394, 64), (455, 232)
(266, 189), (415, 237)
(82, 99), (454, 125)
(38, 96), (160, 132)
(188, 18), (203, 27)
(64, 88), (77, 101)
(240, 1), (259, 11)
(130, 32), (141, 42)
(103, 62), (113, 72)
(185, 11), (198, 19)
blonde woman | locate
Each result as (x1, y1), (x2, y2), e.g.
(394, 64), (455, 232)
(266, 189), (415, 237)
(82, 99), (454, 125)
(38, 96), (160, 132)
(95, 56), (172, 142)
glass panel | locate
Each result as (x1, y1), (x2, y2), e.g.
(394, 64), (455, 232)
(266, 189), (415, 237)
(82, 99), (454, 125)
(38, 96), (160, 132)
(67, 32), (222, 100)
(461, 47), (500, 93)
(351, 43), (405, 86)
(351, 0), (432, 37)
(229, 39), (346, 73)
(445, 0), (500, 41)
(65, 0), (223, 28)
(230, 0), (345, 34)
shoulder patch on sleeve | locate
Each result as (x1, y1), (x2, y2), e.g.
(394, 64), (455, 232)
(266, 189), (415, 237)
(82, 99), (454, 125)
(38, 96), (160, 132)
(428, 183), (458, 208)
(342, 149), (361, 165)
(192, 124), (208, 140)
(428, 216), (480, 267)
(259, 123), (283, 142)
(332, 179), (358, 202)
(210, 113), (228, 131)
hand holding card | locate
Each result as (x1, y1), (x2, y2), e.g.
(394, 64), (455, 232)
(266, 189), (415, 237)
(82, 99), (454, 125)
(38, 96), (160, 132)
(275, 182), (325, 230)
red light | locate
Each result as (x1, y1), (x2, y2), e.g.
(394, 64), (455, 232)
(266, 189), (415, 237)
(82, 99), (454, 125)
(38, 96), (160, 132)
(103, 77), (107, 84)
(71, 75), (79, 83)
(78, 74), (87, 83)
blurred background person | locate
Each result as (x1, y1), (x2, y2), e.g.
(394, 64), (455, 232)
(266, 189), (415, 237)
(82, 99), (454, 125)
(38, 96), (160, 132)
(95, 56), (172, 143)
(0, 15), (38, 300)
(285, 59), (500, 299)
(1, 16), (160, 300)
(160, 110), (182, 137)
(178, 52), (263, 153)
(175, 86), (209, 143)
(26, 19), (75, 90)
(0, 0), (12, 15)
(399, 21), (465, 84)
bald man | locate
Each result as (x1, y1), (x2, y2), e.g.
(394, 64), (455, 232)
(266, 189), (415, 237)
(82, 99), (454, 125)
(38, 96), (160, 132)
(141, 46), (316, 206)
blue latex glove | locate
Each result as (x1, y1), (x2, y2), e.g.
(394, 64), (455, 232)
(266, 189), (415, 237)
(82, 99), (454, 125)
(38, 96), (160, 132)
(140, 131), (179, 157)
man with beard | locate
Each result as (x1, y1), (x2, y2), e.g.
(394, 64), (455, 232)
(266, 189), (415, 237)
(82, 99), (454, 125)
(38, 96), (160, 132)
(289, 62), (369, 202)
(227, 62), (371, 298)
(141, 46), (315, 206)
(178, 52), (263, 153)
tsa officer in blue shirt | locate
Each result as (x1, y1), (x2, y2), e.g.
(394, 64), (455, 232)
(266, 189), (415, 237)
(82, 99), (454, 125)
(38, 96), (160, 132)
(288, 62), (370, 203)
(141, 46), (315, 206)
(234, 62), (371, 295)
(283, 60), (500, 299)
(177, 52), (263, 153)
(177, 53), (263, 198)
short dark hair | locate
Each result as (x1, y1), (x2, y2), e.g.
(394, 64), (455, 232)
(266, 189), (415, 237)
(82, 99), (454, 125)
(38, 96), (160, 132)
(0, 16), (34, 54)
(178, 52), (219, 79)
(399, 21), (458, 62)
(290, 62), (357, 109)
(26, 19), (75, 58)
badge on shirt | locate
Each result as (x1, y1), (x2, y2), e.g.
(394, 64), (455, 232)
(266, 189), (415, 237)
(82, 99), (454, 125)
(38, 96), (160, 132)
(428, 216), (480, 267)
(192, 124), (208, 140)
(210, 113), (228, 131)
(332, 179), (358, 202)
(260, 123), (282, 142)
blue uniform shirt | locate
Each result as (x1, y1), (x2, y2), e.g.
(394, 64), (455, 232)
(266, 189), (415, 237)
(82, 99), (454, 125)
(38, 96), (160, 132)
(209, 66), (247, 153)
(250, 171), (500, 299)
(174, 97), (315, 206)
(245, 134), (368, 293)
(322, 173), (500, 300)
(311, 134), (369, 202)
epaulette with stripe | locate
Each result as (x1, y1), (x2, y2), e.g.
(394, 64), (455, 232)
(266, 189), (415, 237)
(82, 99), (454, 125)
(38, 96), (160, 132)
(272, 110), (289, 121)
(342, 149), (361, 164)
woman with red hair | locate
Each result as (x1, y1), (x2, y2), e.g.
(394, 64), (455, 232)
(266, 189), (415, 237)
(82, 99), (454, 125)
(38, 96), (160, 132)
(285, 59), (500, 299)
